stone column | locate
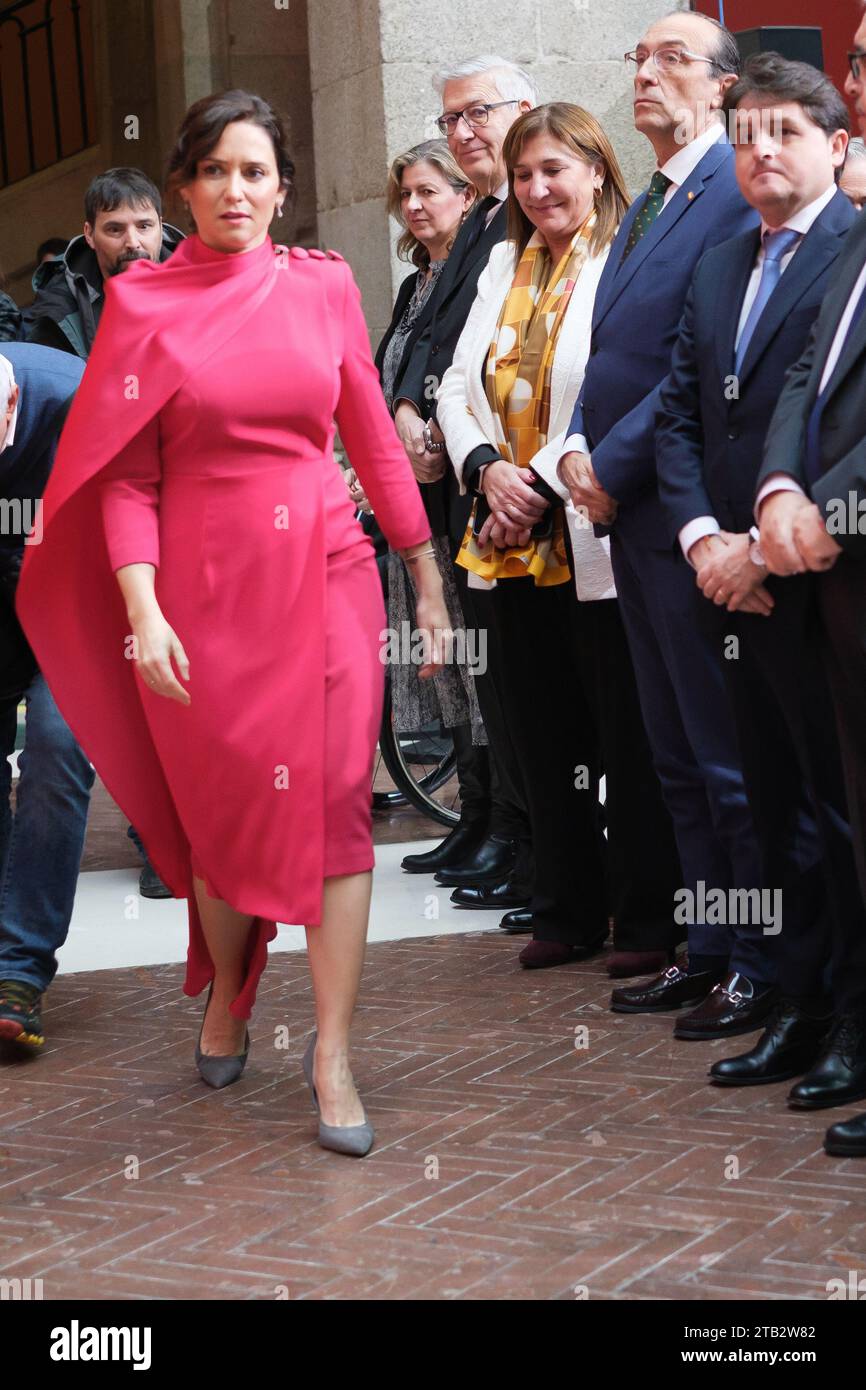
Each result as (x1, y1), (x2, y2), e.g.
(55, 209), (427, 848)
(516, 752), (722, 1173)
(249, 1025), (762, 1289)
(153, 0), (318, 244)
(308, 0), (688, 344)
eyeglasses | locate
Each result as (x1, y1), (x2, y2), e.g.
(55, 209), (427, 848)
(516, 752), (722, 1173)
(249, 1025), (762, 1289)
(624, 47), (717, 74)
(435, 101), (519, 136)
(848, 50), (866, 81)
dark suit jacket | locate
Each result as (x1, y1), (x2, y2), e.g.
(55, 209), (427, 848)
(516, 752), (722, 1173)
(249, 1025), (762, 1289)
(390, 198), (508, 544)
(394, 199), (508, 418)
(0, 341), (84, 699)
(757, 209), (866, 558)
(657, 188), (856, 545)
(373, 269), (417, 383)
(566, 135), (759, 546)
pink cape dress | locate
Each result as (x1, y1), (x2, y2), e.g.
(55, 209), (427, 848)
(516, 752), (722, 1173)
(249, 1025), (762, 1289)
(16, 233), (430, 1018)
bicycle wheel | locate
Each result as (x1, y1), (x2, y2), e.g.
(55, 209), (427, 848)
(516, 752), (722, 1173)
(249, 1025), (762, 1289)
(374, 674), (460, 827)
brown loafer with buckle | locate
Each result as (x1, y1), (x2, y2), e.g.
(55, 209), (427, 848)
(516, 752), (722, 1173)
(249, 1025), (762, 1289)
(674, 971), (778, 1040)
(611, 963), (721, 1014)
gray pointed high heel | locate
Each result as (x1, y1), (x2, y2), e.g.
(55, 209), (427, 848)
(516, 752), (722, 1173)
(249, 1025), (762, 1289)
(195, 985), (250, 1089)
(302, 1031), (375, 1157)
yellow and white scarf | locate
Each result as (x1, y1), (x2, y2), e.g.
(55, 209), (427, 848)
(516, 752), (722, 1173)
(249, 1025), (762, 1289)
(456, 213), (596, 587)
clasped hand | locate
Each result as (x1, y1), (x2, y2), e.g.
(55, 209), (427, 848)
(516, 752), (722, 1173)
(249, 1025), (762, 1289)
(758, 492), (842, 576)
(393, 403), (448, 483)
(557, 451), (617, 525)
(689, 532), (774, 616)
(477, 459), (549, 549)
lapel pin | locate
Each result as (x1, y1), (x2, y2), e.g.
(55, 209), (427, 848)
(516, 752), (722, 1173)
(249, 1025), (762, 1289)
(687, 191), (695, 201)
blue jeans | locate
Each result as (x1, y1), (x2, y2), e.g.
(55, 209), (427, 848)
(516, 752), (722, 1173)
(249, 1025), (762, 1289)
(0, 671), (95, 991)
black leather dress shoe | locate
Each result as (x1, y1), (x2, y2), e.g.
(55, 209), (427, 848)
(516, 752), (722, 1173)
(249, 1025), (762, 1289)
(434, 835), (517, 887)
(401, 823), (485, 874)
(611, 963), (720, 1014)
(139, 858), (173, 899)
(709, 1000), (831, 1086)
(788, 1014), (866, 1110)
(674, 972), (778, 1040)
(499, 909), (532, 933)
(450, 878), (530, 910)
(824, 1112), (866, 1157)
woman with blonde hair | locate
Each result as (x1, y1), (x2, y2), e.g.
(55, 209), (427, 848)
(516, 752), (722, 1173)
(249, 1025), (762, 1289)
(438, 103), (681, 975)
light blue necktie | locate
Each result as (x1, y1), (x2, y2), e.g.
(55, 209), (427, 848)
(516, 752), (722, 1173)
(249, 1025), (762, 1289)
(734, 227), (801, 375)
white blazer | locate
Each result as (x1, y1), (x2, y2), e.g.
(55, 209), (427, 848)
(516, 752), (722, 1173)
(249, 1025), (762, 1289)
(436, 232), (615, 601)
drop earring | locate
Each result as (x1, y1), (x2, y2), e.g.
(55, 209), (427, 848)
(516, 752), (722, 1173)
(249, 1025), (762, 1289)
(276, 204), (284, 219)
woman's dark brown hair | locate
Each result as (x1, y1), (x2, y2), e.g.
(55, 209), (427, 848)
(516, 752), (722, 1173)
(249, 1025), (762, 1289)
(503, 103), (631, 258)
(165, 89), (295, 220)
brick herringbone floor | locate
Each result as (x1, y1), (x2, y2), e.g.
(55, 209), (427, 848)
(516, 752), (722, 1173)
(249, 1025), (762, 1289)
(2, 932), (865, 1301)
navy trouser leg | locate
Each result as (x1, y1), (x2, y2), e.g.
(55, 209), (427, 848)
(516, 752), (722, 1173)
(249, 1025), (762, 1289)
(611, 533), (768, 982)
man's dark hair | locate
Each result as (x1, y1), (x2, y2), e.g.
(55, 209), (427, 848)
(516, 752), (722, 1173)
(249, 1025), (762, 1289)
(662, 9), (740, 77)
(84, 168), (163, 227)
(700, 13), (741, 77)
(727, 52), (850, 140)
(36, 237), (69, 261)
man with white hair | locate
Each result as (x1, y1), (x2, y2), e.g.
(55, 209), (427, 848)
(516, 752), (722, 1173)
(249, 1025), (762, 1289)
(0, 342), (90, 1051)
(392, 56), (539, 920)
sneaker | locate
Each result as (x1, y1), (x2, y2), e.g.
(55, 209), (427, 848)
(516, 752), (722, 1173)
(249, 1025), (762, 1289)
(0, 979), (44, 1048)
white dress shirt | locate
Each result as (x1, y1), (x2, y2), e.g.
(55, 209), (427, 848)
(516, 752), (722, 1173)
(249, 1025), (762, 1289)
(756, 248), (866, 518)
(658, 120), (726, 207)
(559, 122), (726, 469)
(679, 182), (837, 561)
(488, 180), (508, 222)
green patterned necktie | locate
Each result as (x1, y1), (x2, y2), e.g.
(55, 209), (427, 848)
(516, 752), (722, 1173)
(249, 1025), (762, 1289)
(620, 171), (673, 263)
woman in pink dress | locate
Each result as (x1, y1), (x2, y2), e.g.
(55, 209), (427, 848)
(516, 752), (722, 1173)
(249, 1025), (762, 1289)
(16, 91), (448, 1157)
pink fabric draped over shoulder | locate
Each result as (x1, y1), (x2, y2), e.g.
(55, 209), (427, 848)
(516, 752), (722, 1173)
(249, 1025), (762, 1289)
(16, 235), (430, 1018)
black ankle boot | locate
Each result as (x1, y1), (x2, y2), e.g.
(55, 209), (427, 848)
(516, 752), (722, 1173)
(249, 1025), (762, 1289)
(710, 999), (830, 1086)
(788, 1013), (866, 1110)
(433, 834), (517, 887)
(401, 822), (485, 874)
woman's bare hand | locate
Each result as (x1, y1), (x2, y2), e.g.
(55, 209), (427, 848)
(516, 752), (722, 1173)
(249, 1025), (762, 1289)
(413, 592), (453, 680)
(481, 460), (548, 530)
(394, 402), (447, 483)
(344, 466), (372, 514)
(478, 512), (531, 549)
(131, 609), (191, 705)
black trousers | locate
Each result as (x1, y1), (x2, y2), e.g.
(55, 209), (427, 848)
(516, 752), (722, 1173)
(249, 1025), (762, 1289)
(486, 576), (607, 943)
(820, 557), (866, 982)
(448, 481), (533, 875)
(568, 594), (682, 953)
(450, 719), (490, 829)
(719, 574), (866, 1010)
